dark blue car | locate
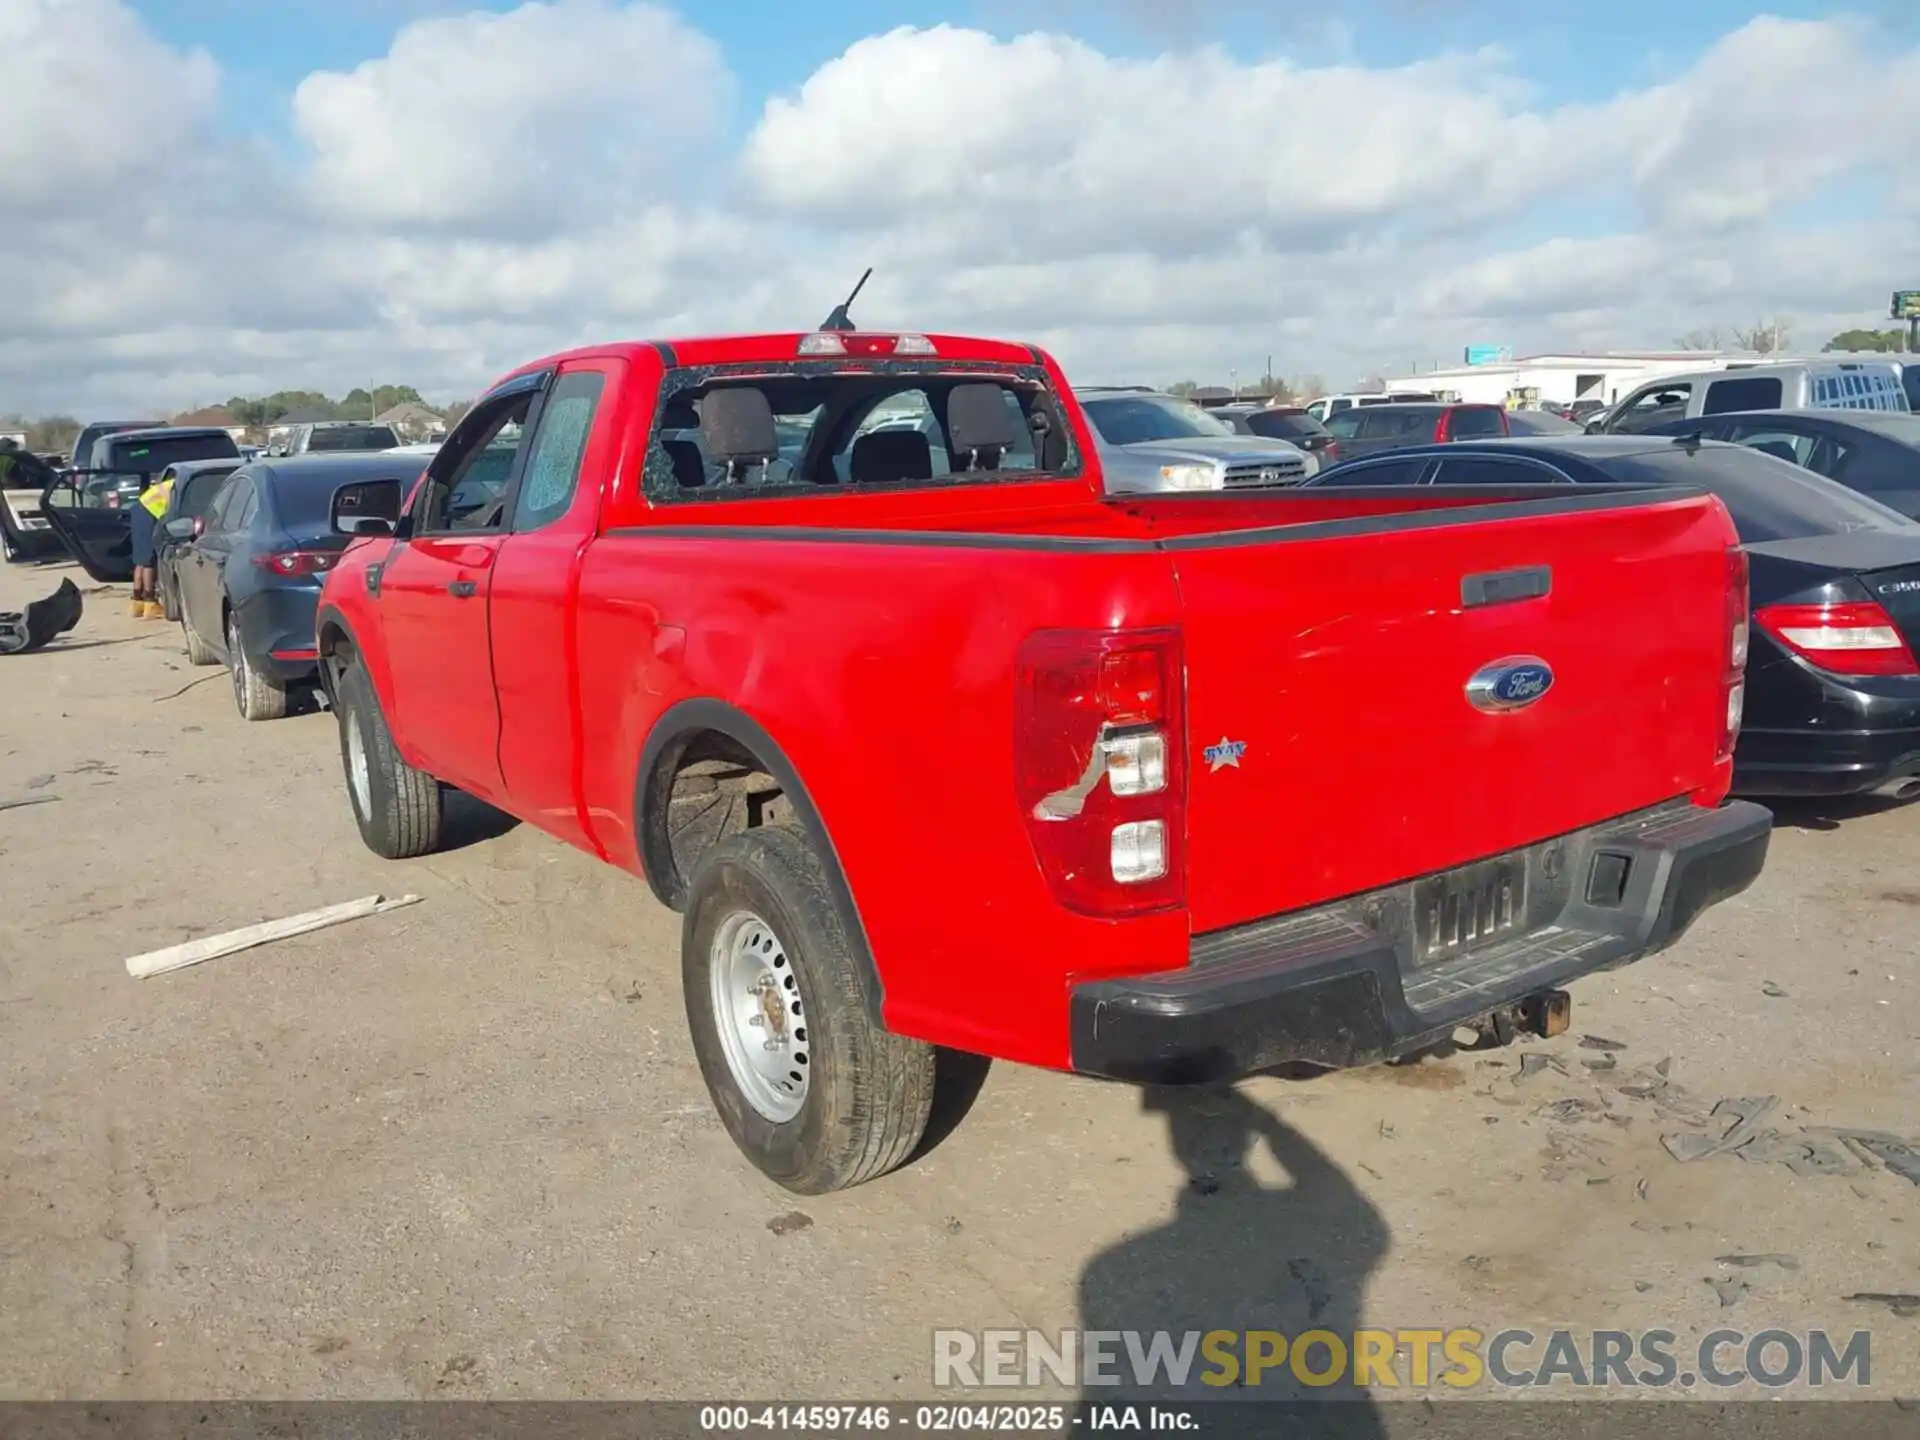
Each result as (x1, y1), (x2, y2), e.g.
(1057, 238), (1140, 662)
(169, 455), (407, 721)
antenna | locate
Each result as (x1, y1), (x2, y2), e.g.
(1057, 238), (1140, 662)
(818, 268), (872, 333)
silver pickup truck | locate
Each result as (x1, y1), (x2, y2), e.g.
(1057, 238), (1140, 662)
(1073, 387), (1309, 493)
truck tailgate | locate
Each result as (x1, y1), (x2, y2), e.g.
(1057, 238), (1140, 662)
(1174, 492), (1735, 935)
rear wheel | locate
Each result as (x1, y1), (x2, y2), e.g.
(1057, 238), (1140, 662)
(159, 562), (180, 621)
(334, 661), (444, 859)
(683, 828), (934, 1194)
(228, 612), (287, 722)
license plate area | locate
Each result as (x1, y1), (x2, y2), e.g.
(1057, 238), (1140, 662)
(1413, 855), (1526, 965)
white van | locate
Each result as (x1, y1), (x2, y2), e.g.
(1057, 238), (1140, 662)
(1305, 390), (1438, 422)
(1596, 360), (1909, 434)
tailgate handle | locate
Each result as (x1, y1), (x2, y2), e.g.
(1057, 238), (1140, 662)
(1462, 565), (1551, 609)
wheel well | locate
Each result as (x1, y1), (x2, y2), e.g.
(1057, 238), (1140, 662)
(643, 728), (797, 911)
(317, 621), (357, 688)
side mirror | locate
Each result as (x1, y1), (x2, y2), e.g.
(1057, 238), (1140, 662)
(162, 516), (200, 540)
(331, 477), (404, 536)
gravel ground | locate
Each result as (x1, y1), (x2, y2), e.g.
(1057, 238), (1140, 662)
(2, 557), (1916, 1410)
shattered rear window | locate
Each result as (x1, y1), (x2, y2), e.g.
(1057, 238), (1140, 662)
(643, 360), (1080, 502)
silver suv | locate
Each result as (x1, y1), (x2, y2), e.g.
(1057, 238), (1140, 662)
(1074, 388), (1308, 493)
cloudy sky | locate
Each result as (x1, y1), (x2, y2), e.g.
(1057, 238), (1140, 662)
(4, 0), (1916, 415)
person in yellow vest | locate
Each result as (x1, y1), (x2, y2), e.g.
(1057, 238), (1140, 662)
(129, 471), (172, 619)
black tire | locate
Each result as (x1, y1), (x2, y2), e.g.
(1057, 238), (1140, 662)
(181, 612), (218, 666)
(159, 562), (180, 621)
(228, 611), (287, 722)
(334, 661), (443, 859)
(683, 828), (934, 1194)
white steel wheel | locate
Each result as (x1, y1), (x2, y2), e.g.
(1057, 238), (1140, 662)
(708, 910), (810, 1123)
(345, 713), (373, 821)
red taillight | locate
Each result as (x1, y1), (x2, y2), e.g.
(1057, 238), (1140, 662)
(1321, 441), (1341, 462)
(1755, 598), (1919, 677)
(1434, 409), (1453, 442)
(1015, 628), (1185, 917)
(252, 550), (336, 577)
(1720, 547), (1749, 761)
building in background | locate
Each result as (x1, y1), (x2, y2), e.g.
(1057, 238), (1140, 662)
(1386, 351), (1755, 408)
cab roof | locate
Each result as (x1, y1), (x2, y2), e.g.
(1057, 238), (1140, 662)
(495, 333), (1047, 390)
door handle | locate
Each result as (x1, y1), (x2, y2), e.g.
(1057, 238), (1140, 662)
(448, 579), (477, 598)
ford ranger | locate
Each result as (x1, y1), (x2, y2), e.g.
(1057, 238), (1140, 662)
(314, 325), (1771, 1193)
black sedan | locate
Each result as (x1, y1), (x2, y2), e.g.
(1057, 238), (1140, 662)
(1641, 411), (1920, 518)
(169, 455), (406, 722)
(152, 458), (242, 621)
(1299, 435), (1920, 799)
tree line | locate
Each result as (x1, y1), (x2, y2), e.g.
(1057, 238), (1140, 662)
(3, 385), (473, 457)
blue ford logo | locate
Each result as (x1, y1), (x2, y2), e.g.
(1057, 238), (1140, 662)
(1466, 656), (1554, 712)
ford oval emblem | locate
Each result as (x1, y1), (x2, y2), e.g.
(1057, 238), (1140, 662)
(1466, 656), (1555, 712)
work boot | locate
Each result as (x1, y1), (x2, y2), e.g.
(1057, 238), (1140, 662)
(140, 601), (165, 620)
(128, 597), (146, 619)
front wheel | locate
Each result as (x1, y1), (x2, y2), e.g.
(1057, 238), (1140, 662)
(683, 828), (934, 1194)
(334, 661), (444, 859)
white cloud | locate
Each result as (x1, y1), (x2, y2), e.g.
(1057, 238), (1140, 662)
(1, 2), (1917, 418)
(0, 0), (218, 210)
(290, 0), (731, 233)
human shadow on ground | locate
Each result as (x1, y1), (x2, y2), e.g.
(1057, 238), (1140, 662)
(1074, 1078), (1389, 1439)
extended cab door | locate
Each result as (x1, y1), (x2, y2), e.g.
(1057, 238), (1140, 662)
(487, 360), (622, 847)
(374, 376), (545, 798)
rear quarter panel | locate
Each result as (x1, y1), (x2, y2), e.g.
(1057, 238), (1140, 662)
(574, 533), (1186, 1067)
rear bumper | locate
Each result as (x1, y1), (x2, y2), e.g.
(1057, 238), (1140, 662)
(1068, 799), (1772, 1084)
(235, 587), (322, 682)
(1733, 726), (1920, 797)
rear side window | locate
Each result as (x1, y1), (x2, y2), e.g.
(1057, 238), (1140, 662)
(1359, 409), (1434, 439)
(514, 371), (606, 530)
(1314, 457), (1428, 486)
(104, 432), (240, 474)
(1324, 409), (1366, 439)
(1433, 456), (1568, 485)
(1447, 407), (1506, 439)
(306, 425), (400, 453)
(1610, 384), (1692, 434)
(1702, 376), (1784, 415)
(1591, 446), (1913, 543)
(1244, 412), (1326, 442)
(175, 468), (237, 518)
(647, 366), (1073, 499)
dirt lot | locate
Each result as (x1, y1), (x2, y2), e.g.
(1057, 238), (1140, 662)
(2, 556), (1917, 1407)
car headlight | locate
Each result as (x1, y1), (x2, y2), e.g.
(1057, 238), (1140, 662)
(1158, 462), (1223, 491)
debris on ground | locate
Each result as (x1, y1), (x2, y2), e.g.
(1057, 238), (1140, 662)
(1761, 980), (1788, 998)
(767, 1212), (814, 1236)
(0, 794), (61, 813)
(1846, 1293), (1920, 1318)
(1716, 1253), (1800, 1272)
(1515, 1053), (1567, 1086)
(1582, 1054), (1619, 1073)
(1579, 1035), (1627, 1052)
(1707, 1276), (1749, 1308)
(0, 577), (82, 655)
(125, 894), (424, 978)
(1662, 1096), (1779, 1162)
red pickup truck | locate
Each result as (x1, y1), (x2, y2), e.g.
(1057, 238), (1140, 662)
(315, 327), (1771, 1193)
